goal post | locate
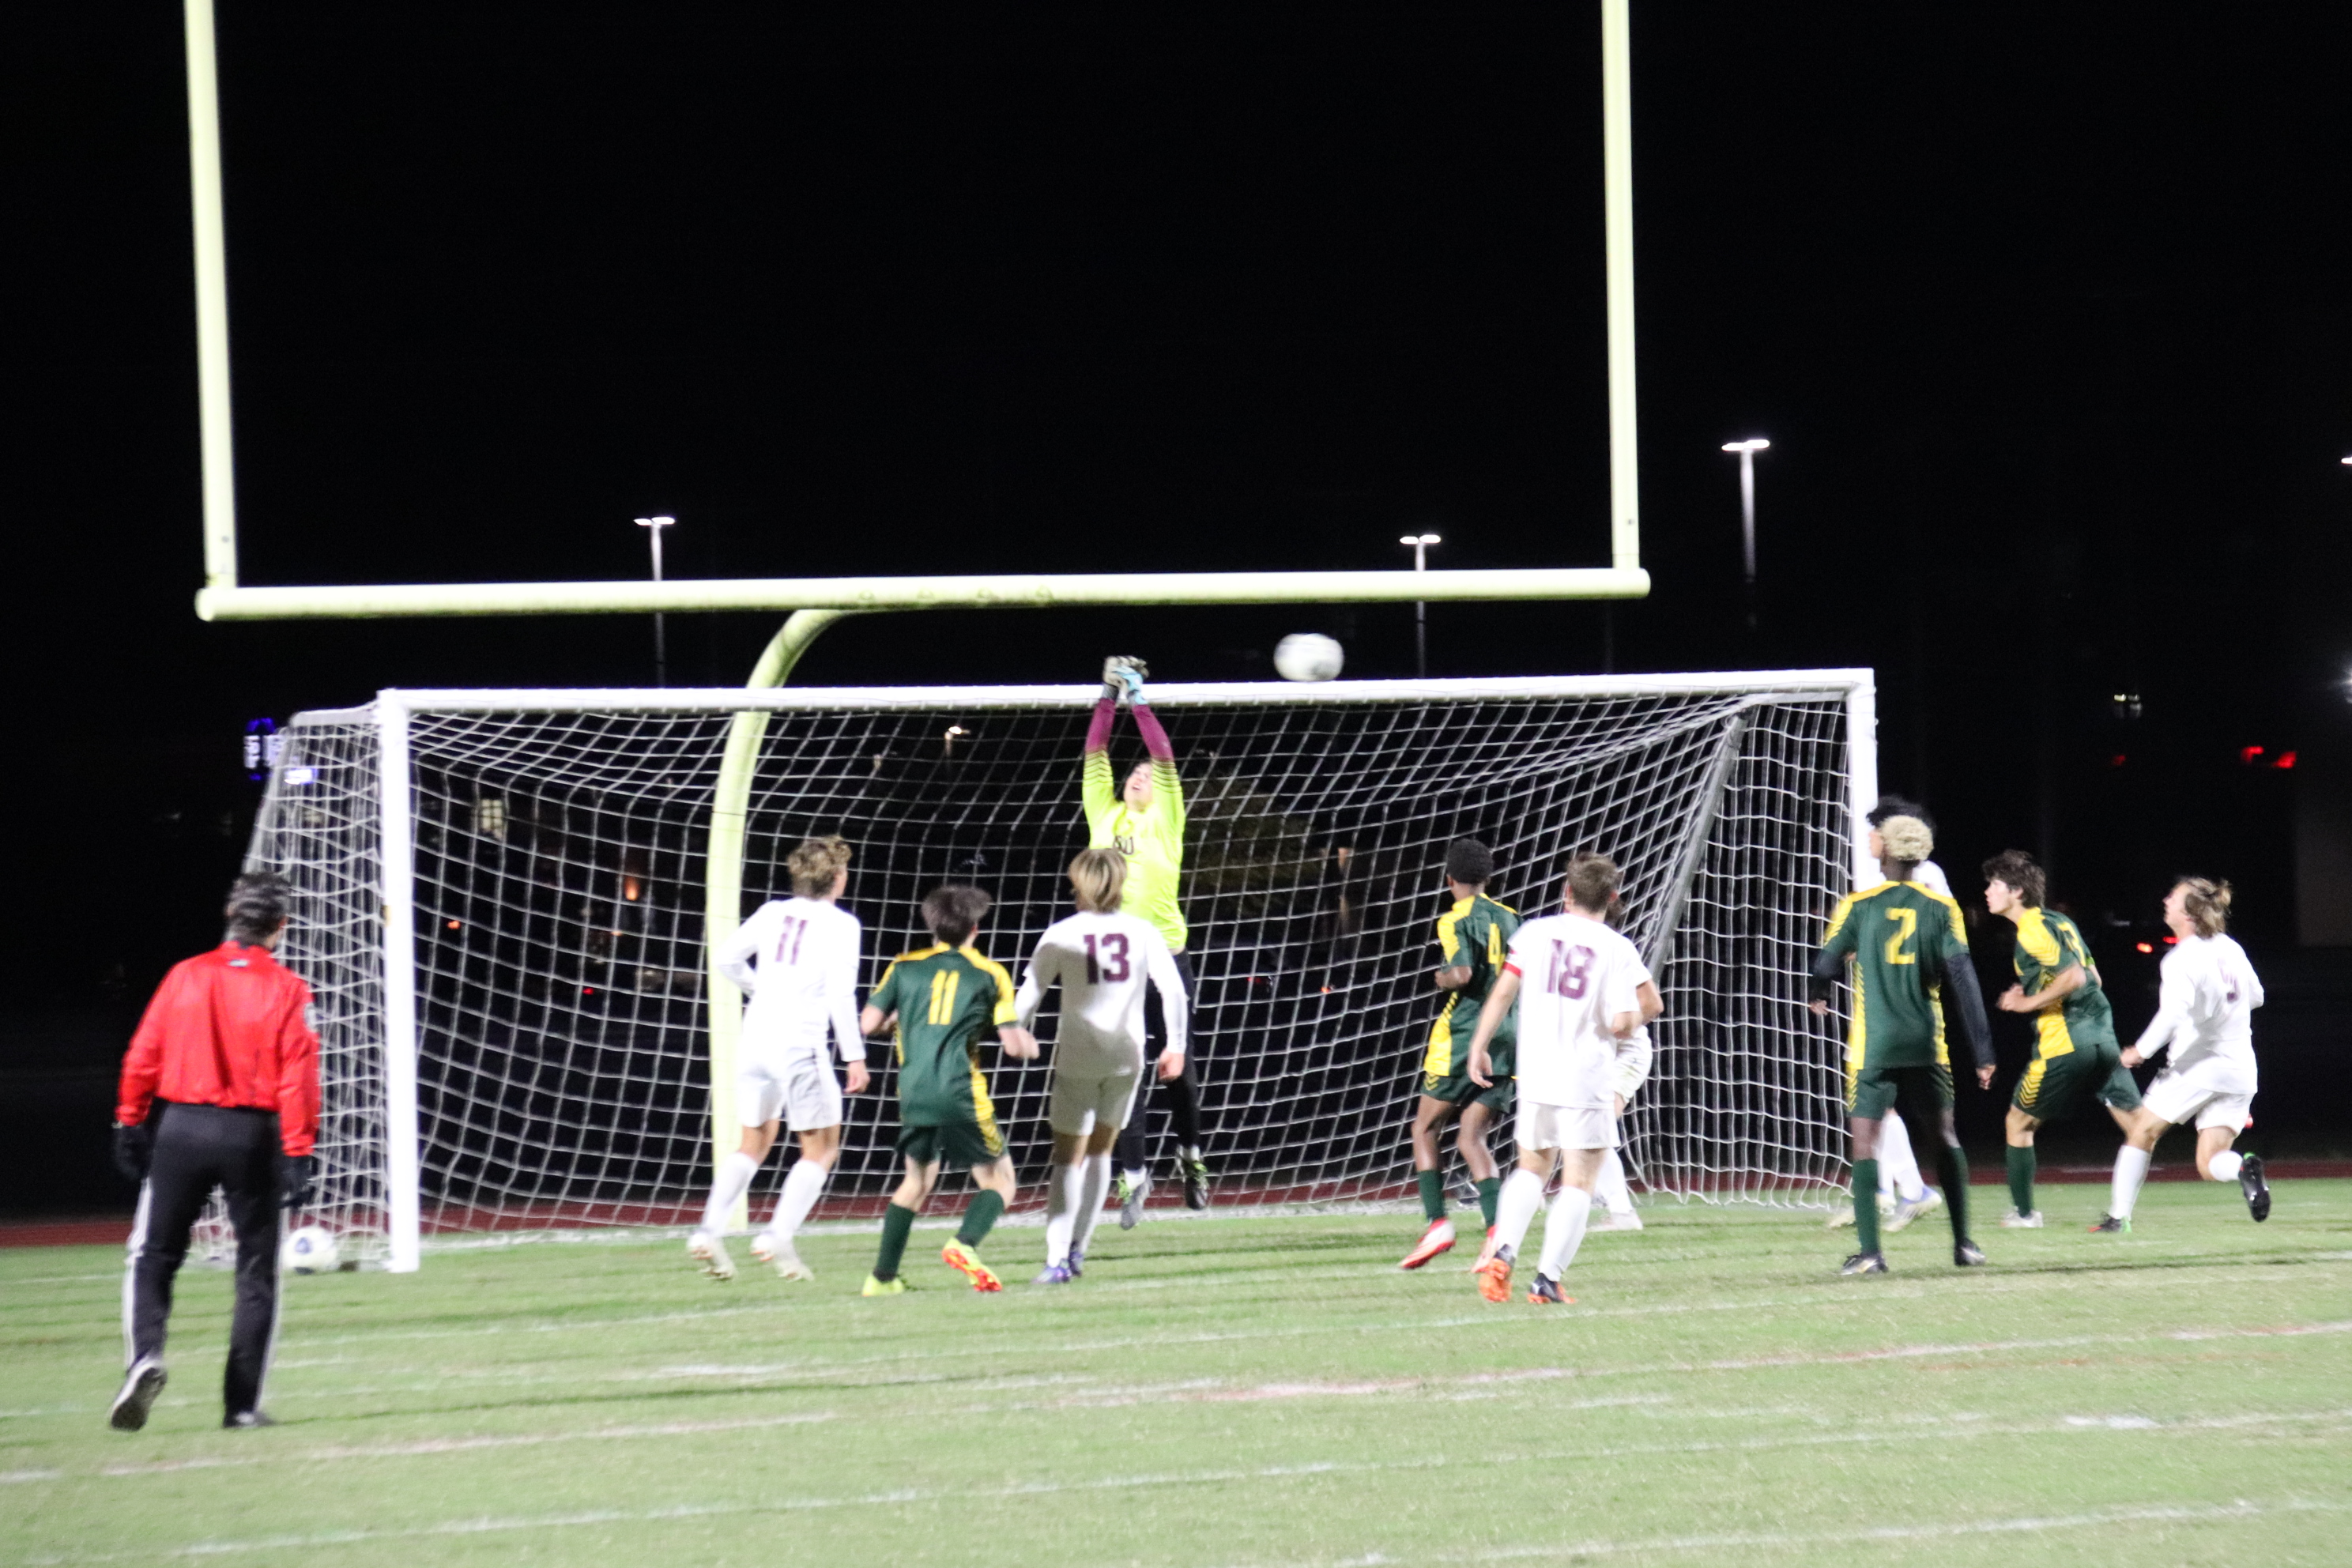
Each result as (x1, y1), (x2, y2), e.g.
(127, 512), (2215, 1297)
(244, 670), (1875, 1272)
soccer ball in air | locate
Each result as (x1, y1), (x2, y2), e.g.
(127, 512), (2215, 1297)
(285, 1225), (341, 1274)
(1273, 633), (1344, 683)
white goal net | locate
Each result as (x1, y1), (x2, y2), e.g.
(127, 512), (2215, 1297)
(239, 673), (1875, 1269)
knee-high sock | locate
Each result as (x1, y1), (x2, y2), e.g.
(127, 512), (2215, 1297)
(701, 1151), (760, 1234)
(1936, 1144), (1971, 1241)
(1592, 1149), (1633, 1215)
(2111, 1144), (2151, 1220)
(1044, 1162), (1084, 1264)
(957, 1189), (1007, 1248)
(2004, 1144), (2036, 1216)
(1877, 1112), (1925, 1200)
(1476, 1176), (1501, 1229)
(770, 1158), (827, 1240)
(1537, 1186), (1594, 1279)
(1164, 1065), (1203, 1148)
(1852, 1159), (1882, 1255)
(1072, 1154), (1114, 1256)
(1493, 1169), (1546, 1257)
(1415, 1169), (1447, 1223)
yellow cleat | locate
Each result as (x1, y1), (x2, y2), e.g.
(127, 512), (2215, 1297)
(861, 1274), (910, 1297)
(941, 1238), (1003, 1293)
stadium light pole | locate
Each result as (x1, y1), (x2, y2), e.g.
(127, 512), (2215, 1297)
(1721, 439), (1770, 628)
(635, 516), (676, 684)
(1400, 533), (1441, 677)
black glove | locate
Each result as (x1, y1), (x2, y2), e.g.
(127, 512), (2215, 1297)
(111, 1122), (153, 1185)
(277, 1152), (317, 1212)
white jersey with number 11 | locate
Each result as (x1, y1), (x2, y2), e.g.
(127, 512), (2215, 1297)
(1503, 911), (1651, 1111)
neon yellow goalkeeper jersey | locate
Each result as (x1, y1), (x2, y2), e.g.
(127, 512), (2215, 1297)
(1082, 750), (1188, 952)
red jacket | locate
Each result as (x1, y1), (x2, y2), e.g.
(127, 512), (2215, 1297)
(116, 943), (322, 1156)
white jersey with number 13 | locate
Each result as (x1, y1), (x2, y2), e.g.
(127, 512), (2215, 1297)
(1015, 910), (1188, 1077)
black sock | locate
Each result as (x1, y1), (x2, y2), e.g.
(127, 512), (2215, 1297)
(1939, 1145), (1972, 1241)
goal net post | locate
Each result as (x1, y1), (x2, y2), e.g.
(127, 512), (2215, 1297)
(242, 672), (1875, 1271)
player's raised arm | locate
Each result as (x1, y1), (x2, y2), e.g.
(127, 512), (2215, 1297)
(1129, 695), (1185, 834)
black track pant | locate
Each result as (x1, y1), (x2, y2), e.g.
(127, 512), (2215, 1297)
(123, 1102), (284, 1420)
(1115, 948), (1201, 1172)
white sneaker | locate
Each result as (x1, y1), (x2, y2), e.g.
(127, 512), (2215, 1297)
(1997, 1209), (2045, 1229)
(749, 1232), (813, 1281)
(1591, 1208), (1642, 1232)
(687, 1231), (737, 1280)
(1885, 1187), (1943, 1233)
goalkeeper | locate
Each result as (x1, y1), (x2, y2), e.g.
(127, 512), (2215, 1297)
(1085, 656), (1210, 1222)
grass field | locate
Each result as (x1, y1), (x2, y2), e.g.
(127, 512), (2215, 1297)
(5, 1182), (2347, 1567)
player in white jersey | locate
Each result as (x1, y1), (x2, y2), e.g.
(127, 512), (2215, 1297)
(687, 836), (872, 1281)
(1585, 1022), (1651, 1231)
(2098, 876), (2271, 1229)
(1014, 848), (1188, 1283)
(1464, 854), (1662, 1304)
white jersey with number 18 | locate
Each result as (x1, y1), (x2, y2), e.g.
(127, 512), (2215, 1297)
(1014, 910), (1187, 1077)
(1504, 911), (1652, 1111)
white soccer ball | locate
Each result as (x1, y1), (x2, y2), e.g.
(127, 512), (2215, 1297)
(285, 1225), (341, 1275)
(1273, 632), (1344, 683)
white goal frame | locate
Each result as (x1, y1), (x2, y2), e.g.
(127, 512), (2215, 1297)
(312, 670), (1875, 1271)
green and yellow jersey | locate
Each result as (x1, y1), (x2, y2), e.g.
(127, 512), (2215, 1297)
(2009, 906), (2117, 1059)
(1423, 894), (1521, 1080)
(1082, 750), (1187, 952)
(866, 943), (1020, 1133)
(1817, 880), (1973, 1071)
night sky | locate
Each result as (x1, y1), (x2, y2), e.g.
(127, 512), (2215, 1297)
(10, 5), (2352, 1004)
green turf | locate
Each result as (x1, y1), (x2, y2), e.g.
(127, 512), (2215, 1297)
(4, 1182), (2348, 1567)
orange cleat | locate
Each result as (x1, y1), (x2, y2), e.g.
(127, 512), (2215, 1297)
(941, 1238), (1003, 1293)
(1399, 1217), (1457, 1270)
(1527, 1274), (1572, 1306)
(1476, 1245), (1515, 1303)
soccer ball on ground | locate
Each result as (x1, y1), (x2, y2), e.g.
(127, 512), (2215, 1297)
(285, 1225), (341, 1274)
(1273, 633), (1344, 682)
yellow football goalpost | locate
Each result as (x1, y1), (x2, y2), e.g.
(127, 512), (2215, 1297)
(180, 0), (1653, 1234)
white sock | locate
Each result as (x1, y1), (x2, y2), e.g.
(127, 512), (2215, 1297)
(2111, 1145), (2151, 1219)
(701, 1151), (760, 1234)
(1877, 1112), (1926, 1201)
(2207, 1149), (2243, 1184)
(1072, 1155), (1114, 1255)
(1178, 1144), (1202, 1162)
(1044, 1163), (1084, 1265)
(770, 1159), (827, 1242)
(1592, 1149), (1634, 1215)
(1537, 1186), (1594, 1279)
(1122, 1166), (1148, 1185)
(1494, 1169), (1546, 1257)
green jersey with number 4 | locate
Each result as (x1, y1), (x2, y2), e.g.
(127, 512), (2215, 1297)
(1817, 880), (1973, 1071)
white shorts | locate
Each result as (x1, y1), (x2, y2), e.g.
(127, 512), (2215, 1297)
(2142, 1057), (2256, 1134)
(1048, 1069), (1142, 1138)
(1516, 1101), (1618, 1153)
(737, 1054), (843, 1132)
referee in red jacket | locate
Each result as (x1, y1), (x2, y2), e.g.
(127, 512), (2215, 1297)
(109, 873), (320, 1432)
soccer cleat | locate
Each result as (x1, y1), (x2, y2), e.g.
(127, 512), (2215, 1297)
(1839, 1250), (1889, 1276)
(1589, 1208), (1643, 1233)
(1998, 1209), (2045, 1229)
(749, 1232), (815, 1281)
(223, 1410), (277, 1430)
(1399, 1217), (1457, 1270)
(1824, 1204), (1857, 1231)
(942, 1238), (1004, 1293)
(1116, 1172), (1150, 1230)
(1526, 1273), (1572, 1306)
(2089, 1214), (2131, 1234)
(1953, 1240), (1987, 1267)
(1468, 1226), (1500, 1272)
(1066, 1250), (1085, 1278)
(1476, 1244), (1517, 1303)
(108, 1356), (167, 1433)
(687, 1231), (736, 1281)
(2239, 1153), (2271, 1222)
(1030, 1263), (1076, 1286)
(861, 1274), (910, 1297)
(1885, 1187), (1943, 1233)
(1182, 1154), (1212, 1211)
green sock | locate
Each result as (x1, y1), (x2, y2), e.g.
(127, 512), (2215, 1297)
(1476, 1177), (1502, 1230)
(1416, 1170), (1446, 1222)
(873, 1202), (918, 1282)
(956, 1189), (1006, 1248)
(1939, 1144), (1973, 1241)
(1852, 1159), (1882, 1255)
(2005, 1144), (2036, 1217)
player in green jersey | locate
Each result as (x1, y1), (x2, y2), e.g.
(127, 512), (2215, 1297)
(857, 884), (1038, 1295)
(1399, 839), (1521, 1269)
(1980, 850), (2143, 1229)
(1084, 657), (1211, 1220)
(1809, 813), (1995, 1276)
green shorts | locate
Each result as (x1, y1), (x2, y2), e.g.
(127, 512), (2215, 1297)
(1848, 1061), (1953, 1121)
(1420, 1067), (1514, 1117)
(2013, 1042), (2141, 1122)
(897, 1118), (1005, 1169)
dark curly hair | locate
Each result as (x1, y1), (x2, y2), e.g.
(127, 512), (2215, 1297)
(224, 873), (293, 945)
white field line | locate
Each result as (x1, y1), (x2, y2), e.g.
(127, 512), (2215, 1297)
(12, 1417), (2349, 1564)
(89, 1411), (835, 1478)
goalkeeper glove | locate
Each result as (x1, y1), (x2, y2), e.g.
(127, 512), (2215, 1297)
(111, 1123), (153, 1185)
(1102, 656), (1148, 706)
(277, 1152), (318, 1212)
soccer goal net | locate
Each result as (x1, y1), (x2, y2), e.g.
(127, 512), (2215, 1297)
(237, 673), (1875, 1269)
